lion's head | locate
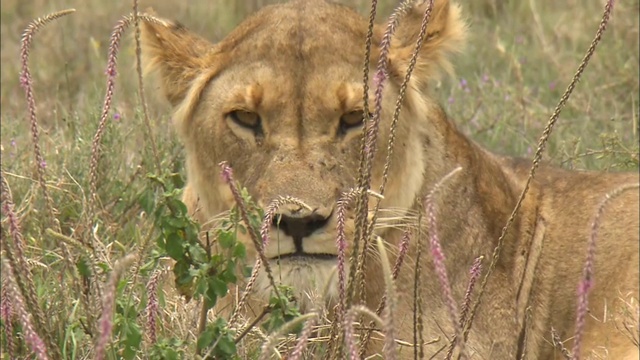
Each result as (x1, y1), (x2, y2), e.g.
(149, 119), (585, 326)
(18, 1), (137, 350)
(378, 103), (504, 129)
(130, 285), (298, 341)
(142, 0), (465, 310)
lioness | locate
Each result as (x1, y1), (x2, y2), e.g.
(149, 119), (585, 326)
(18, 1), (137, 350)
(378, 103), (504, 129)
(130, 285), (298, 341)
(141, 0), (639, 358)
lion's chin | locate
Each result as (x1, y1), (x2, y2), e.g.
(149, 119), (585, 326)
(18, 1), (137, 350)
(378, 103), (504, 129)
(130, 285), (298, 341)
(253, 257), (339, 313)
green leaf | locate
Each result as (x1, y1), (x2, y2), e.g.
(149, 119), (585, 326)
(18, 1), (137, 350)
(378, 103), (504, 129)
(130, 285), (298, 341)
(197, 327), (214, 352)
(218, 231), (235, 249)
(232, 242), (246, 259)
(76, 257), (92, 278)
(216, 334), (236, 356)
(162, 215), (187, 230)
(210, 277), (228, 298)
(124, 323), (142, 355)
(165, 232), (185, 260)
(139, 188), (156, 214)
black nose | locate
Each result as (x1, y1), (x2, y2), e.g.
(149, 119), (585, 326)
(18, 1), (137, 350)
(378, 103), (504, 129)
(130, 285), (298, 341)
(272, 212), (331, 240)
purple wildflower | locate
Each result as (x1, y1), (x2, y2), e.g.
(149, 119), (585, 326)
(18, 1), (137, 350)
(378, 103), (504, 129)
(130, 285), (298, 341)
(459, 256), (483, 327)
(335, 189), (358, 322)
(1, 280), (15, 358)
(424, 167), (465, 356)
(288, 314), (317, 360)
(145, 271), (160, 345)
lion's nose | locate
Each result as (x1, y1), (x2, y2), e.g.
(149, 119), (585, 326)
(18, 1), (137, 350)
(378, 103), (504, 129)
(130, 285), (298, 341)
(272, 211), (331, 241)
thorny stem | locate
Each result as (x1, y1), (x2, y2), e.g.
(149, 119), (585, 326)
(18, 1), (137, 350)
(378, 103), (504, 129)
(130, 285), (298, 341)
(329, 188), (380, 359)
(415, 205), (426, 359)
(234, 305), (272, 344)
(372, 0), (434, 210)
(349, 0), (379, 313)
(336, 189), (359, 323)
(229, 258), (261, 326)
(350, 0), (413, 300)
(463, 0), (616, 344)
(445, 256), (484, 360)
(354, 0), (435, 327)
(219, 162), (283, 310)
(551, 327), (572, 360)
(133, 0), (162, 173)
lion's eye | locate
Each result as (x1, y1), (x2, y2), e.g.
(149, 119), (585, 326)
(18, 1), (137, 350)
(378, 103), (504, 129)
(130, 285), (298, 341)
(227, 110), (263, 136)
(339, 110), (365, 135)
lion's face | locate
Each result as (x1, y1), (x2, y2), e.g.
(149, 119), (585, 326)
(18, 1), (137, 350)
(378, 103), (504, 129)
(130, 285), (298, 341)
(142, 0), (465, 308)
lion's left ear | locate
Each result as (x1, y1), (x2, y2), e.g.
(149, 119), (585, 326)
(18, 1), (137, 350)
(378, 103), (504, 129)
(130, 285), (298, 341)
(385, 0), (466, 85)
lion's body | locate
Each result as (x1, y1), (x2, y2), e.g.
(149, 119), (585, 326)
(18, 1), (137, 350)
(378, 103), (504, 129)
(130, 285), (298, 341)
(142, 0), (639, 358)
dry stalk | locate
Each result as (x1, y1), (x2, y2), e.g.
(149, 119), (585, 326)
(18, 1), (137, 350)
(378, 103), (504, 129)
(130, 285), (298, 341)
(19, 8), (75, 230)
(463, 0), (617, 343)
(132, 0), (161, 173)
(551, 327), (572, 360)
(219, 162), (283, 306)
(349, 0), (380, 311)
(352, 0), (434, 307)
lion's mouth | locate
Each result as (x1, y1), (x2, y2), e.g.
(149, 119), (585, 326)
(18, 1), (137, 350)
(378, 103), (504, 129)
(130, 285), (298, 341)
(271, 251), (337, 261)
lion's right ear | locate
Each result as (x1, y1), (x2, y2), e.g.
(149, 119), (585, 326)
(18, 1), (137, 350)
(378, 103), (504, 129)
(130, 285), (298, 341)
(385, 0), (466, 86)
(141, 17), (214, 106)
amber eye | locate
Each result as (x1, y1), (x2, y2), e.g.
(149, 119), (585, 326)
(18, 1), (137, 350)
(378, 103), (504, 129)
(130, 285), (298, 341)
(227, 110), (263, 135)
(339, 110), (366, 135)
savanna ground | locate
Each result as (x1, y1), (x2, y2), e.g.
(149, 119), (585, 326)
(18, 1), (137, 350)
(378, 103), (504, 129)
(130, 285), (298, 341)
(1, 0), (638, 359)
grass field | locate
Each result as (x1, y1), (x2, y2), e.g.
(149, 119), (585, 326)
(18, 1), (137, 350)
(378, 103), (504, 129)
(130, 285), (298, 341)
(1, 0), (638, 358)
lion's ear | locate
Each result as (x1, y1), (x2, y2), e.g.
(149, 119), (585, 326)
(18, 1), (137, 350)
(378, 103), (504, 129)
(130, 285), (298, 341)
(385, 0), (466, 85)
(141, 16), (214, 106)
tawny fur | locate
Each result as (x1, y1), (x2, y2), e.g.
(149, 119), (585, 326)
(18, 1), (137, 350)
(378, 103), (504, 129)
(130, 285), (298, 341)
(141, 0), (639, 358)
